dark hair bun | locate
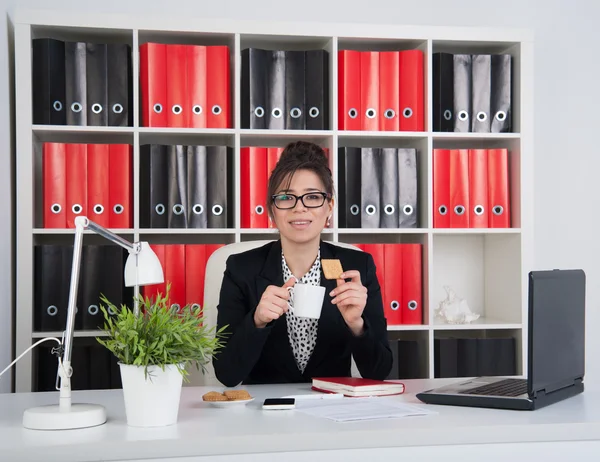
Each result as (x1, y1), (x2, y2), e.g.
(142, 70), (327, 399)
(279, 141), (328, 167)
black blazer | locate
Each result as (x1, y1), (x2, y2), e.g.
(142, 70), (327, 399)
(212, 240), (393, 387)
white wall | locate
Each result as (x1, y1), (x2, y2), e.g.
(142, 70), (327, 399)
(0, 1), (13, 393)
(1, 0), (599, 391)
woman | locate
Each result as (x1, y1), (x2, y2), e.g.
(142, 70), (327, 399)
(213, 141), (392, 387)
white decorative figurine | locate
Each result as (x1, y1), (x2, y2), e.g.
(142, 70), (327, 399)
(435, 285), (480, 324)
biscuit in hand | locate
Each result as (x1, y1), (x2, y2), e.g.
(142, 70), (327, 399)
(322, 259), (344, 280)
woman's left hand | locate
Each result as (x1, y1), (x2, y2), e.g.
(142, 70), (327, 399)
(329, 270), (367, 335)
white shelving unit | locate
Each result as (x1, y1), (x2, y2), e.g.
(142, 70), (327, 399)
(12, 8), (534, 392)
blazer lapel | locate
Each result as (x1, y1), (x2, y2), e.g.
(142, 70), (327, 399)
(304, 241), (345, 375)
(254, 240), (300, 379)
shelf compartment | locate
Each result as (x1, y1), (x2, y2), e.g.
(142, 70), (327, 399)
(431, 137), (522, 229)
(433, 328), (523, 377)
(337, 136), (429, 230)
(239, 35), (334, 132)
(432, 233), (522, 325)
(431, 40), (521, 134)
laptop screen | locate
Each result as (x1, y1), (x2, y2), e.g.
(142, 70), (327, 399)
(528, 269), (585, 395)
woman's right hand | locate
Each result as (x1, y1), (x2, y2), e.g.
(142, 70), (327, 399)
(254, 277), (296, 328)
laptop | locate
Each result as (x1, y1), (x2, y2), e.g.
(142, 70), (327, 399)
(416, 269), (586, 411)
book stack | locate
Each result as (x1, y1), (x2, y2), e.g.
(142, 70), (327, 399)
(312, 377), (405, 397)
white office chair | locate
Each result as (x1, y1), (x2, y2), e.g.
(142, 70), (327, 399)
(185, 239), (362, 386)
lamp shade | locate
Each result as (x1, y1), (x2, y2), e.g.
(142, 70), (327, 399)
(124, 242), (164, 287)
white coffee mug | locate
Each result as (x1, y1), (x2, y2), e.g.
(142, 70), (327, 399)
(287, 283), (326, 319)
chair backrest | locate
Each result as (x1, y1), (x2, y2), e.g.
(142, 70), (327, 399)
(185, 239), (362, 386)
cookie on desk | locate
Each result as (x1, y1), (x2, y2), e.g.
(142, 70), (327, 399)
(224, 389), (252, 401)
(322, 259), (344, 280)
(202, 391), (228, 402)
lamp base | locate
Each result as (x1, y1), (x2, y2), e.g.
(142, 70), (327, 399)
(23, 403), (107, 430)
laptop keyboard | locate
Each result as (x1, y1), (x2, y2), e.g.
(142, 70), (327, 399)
(460, 378), (528, 397)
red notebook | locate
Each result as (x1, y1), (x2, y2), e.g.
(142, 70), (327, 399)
(312, 377), (405, 397)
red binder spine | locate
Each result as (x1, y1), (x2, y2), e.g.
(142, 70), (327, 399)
(488, 148), (510, 227)
(108, 144), (132, 229)
(165, 44), (188, 128)
(65, 143), (87, 228)
(86, 143), (110, 228)
(142, 244), (166, 300)
(378, 51), (399, 131)
(449, 149), (470, 228)
(206, 46), (230, 128)
(187, 45), (207, 128)
(267, 147), (282, 228)
(139, 43), (167, 127)
(267, 147), (282, 176)
(398, 50), (424, 131)
(401, 243), (422, 324)
(383, 244), (403, 325)
(468, 148), (489, 228)
(360, 51), (379, 131)
(165, 244), (186, 312)
(185, 244), (206, 315)
(43, 142), (66, 228)
(337, 50), (361, 130)
(241, 147), (268, 229)
(433, 148), (450, 228)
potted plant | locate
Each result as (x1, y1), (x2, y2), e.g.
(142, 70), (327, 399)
(96, 289), (227, 427)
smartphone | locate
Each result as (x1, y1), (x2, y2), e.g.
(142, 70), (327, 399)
(262, 398), (296, 410)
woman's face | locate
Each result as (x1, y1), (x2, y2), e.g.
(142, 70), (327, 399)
(271, 169), (333, 245)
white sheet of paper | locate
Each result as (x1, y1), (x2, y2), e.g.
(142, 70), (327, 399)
(295, 398), (437, 422)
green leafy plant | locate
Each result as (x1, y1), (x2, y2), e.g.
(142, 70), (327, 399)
(96, 287), (228, 382)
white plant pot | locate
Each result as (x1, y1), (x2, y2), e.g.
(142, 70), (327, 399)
(119, 363), (184, 427)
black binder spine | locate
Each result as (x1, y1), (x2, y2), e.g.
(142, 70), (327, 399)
(241, 48), (267, 129)
(86, 42), (108, 126)
(471, 54), (491, 133)
(491, 54), (512, 133)
(65, 41), (87, 125)
(432, 52), (454, 132)
(140, 144), (168, 229)
(79, 245), (103, 330)
(187, 145), (208, 229)
(284, 50), (305, 130)
(34, 245), (64, 332)
(398, 148), (418, 228)
(32, 38), (66, 125)
(305, 49), (329, 130)
(453, 54), (472, 132)
(360, 147), (381, 228)
(167, 144), (188, 229)
(107, 43), (132, 127)
(206, 146), (228, 228)
(338, 147), (361, 228)
(380, 147), (399, 228)
(266, 50), (285, 130)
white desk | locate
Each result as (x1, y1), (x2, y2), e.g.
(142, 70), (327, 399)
(1, 378), (599, 462)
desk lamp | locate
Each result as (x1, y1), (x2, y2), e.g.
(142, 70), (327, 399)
(22, 216), (164, 430)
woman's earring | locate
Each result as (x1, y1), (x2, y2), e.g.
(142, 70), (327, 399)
(326, 216), (331, 227)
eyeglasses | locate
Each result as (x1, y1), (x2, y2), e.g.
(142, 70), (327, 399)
(271, 192), (330, 210)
